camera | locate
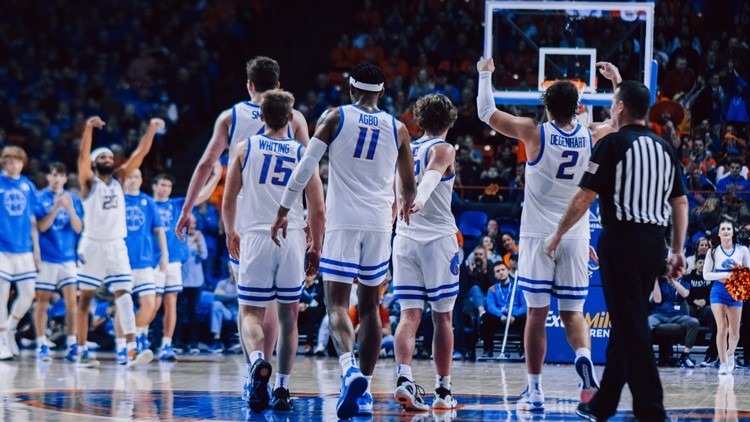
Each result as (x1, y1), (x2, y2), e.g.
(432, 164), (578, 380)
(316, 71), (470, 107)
(473, 256), (484, 269)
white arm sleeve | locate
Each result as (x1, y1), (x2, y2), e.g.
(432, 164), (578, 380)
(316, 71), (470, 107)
(280, 137), (328, 209)
(702, 249), (726, 281)
(414, 170), (442, 208)
(477, 71), (496, 124)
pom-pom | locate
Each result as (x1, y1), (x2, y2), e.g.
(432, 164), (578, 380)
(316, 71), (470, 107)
(727, 267), (750, 302)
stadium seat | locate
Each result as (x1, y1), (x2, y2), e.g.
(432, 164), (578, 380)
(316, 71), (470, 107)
(458, 210), (488, 238)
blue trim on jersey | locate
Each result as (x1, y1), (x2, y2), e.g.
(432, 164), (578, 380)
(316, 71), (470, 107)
(588, 130), (593, 152)
(243, 101), (260, 108)
(715, 269), (732, 273)
(423, 139), (447, 169)
(527, 127), (545, 167)
(228, 106), (237, 146)
(164, 286), (183, 293)
(105, 273), (131, 279)
(351, 104), (385, 114)
(241, 137), (252, 172)
(229, 257), (239, 265)
(297, 143), (303, 162)
(550, 122), (581, 137)
(276, 283), (304, 292)
(440, 174), (455, 182)
(552, 285), (589, 292)
(359, 259), (390, 271)
(518, 285), (554, 294)
(412, 136), (439, 146)
(426, 281), (460, 294)
(552, 292), (587, 300)
(287, 125), (293, 138)
(238, 293), (275, 302)
(35, 285), (56, 292)
(12, 275), (35, 283)
(393, 285), (426, 291)
(237, 285), (274, 293)
(78, 274), (102, 283)
(720, 246), (736, 257)
(427, 290), (459, 302)
(319, 267), (359, 278)
(331, 106), (345, 143)
(517, 276), (554, 285)
(59, 277), (78, 287)
(358, 268), (388, 280)
(392, 116), (399, 150)
(77, 279), (100, 288)
(320, 257), (359, 269)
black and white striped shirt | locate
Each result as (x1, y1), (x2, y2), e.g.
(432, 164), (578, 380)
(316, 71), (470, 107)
(580, 124), (686, 228)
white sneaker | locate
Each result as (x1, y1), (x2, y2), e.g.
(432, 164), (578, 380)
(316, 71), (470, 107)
(516, 386), (544, 411)
(719, 363), (729, 375)
(0, 334), (12, 361)
(727, 355), (735, 373)
(394, 377), (429, 411)
(127, 349), (154, 368)
(6, 331), (19, 356)
(433, 387), (458, 410)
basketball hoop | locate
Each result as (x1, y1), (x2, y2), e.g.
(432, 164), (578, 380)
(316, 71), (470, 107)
(541, 79), (588, 102)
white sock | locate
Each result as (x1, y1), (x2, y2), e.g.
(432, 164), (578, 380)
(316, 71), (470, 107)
(249, 350), (264, 365)
(137, 326), (148, 336)
(396, 364), (413, 381)
(575, 348), (592, 361)
(247, 363), (253, 379)
(275, 373), (289, 390)
(365, 375), (372, 394)
(66, 335), (77, 347)
(339, 352), (357, 375)
(116, 338), (127, 351)
(528, 374), (542, 392)
(436, 374), (451, 390)
(7, 317), (19, 332)
(37, 336), (47, 349)
(162, 337), (172, 347)
(127, 341), (137, 352)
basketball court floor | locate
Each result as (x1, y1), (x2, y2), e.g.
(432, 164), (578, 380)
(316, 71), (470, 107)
(0, 351), (748, 421)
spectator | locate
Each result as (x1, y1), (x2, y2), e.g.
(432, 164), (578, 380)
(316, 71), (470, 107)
(500, 232), (519, 268)
(689, 196), (721, 237)
(177, 217), (208, 353)
(683, 254), (719, 366)
(480, 261), (526, 358)
(298, 273), (325, 356)
(686, 237), (710, 273)
(685, 164), (716, 207)
(209, 263), (239, 353)
(716, 157), (750, 201)
(648, 276), (700, 368)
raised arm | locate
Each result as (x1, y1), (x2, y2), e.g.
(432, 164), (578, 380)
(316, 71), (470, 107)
(176, 109), (233, 240)
(78, 116), (106, 197)
(476, 58), (540, 148)
(222, 141), (247, 260)
(395, 122), (417, 224)
(119, 118), (164, 178)
(195, 161), (223, 205)
(410, 143), (455, 213)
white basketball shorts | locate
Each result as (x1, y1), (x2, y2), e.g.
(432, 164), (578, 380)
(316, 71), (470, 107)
(77, 238), (133, 293)
(132, 267), (156, 297)
(0, 252), (37, 285)
(319, 230), (391, 287)
(36, 261), (77, 292)
(154, 262), (183, 295)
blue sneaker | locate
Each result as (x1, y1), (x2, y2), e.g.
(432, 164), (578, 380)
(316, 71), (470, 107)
(247, 358), (272, 412)
(64, 343), (78, 362)
(117, 348), (128, 365)
(336, 367), (367, 419)
(136, 333), (150, 352)
(159, 344), (178, 362)
(357, 391), (373, 416)
(37, 345), (52, 362)
(575, 356), (599, 403)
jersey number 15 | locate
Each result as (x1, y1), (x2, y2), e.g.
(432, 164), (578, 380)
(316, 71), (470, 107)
(259, 154), (295, 186)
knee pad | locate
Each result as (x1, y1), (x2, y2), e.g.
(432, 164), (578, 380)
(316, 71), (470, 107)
(115, 294), (137, 335)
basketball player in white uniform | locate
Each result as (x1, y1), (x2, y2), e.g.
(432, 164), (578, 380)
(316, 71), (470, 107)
(477, 57), (604, 411)
(75, 116), (162, 368)
(273, 63), (416, 419)
(223, 90), (323, 412)
(174, 57), (325, 364)
(391, 94), (460, 411)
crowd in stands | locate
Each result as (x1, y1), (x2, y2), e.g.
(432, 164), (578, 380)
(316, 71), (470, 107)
(3, 0), (750, 363)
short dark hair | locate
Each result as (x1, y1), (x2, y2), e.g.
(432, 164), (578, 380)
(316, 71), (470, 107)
(695, 253), (706, 261)
(246, 56), (280, 92)
(542, 80), (579, 122)
(349, 63), (385, 97)
(153, 173), (176, 185)
(48, 161), (67, 175)
(615, 80), (651, 121)
(261, 90), (295, 131)
(414, 94), (457, 135)
(493, 260), (509, 270)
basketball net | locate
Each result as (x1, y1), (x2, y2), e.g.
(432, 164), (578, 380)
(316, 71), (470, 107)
(541, 79), (591, 125)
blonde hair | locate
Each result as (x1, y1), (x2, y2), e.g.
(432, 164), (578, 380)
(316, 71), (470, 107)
(1, 146), (28, 167)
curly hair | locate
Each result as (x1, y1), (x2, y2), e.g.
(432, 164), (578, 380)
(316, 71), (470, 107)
(246, 56), (280, 92)
(414, 93), (458, 135)
(542, 80), (580, 123)
(349, 63), (385, 97)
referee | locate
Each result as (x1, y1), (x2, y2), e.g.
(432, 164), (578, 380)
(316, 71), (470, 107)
(544, 80), (688, 421)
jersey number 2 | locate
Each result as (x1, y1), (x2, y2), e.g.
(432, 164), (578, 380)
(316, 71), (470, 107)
(555, 151), (579, 180)
(353, 127), (380, 160)
(259, 154), (295, 186)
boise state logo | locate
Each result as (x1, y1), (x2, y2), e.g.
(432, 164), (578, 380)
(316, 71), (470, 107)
(159, 206), (173, 230)
(4, 189), (27, 216)
(127, 206), (146, 231)
(588, 245), (599, 277)
(52, 209), (70, 230)
(450, 253), (460, 276)
(721, 258), (737, 269)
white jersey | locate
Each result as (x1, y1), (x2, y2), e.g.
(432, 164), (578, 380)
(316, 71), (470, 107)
(396, 137), (457, 242)
(228, 101), (293, 157)
(521, 122), (592, 239)
(82, 176), (127, 241)
(327, 104), (400, 232)
(237, 134), (306, 234)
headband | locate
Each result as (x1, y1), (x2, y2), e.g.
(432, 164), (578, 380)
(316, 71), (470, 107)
(349, 76), (384, 92)
(91, 147), (113, 161)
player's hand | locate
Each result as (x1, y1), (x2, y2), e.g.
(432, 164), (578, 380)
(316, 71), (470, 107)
(175, 210), (192, 242)
(55, 194), (72, 210)
(667, 253), (686, 279)
(399, 198), (413, 226)
(86, 116), (106, 129)
(305, 244), (321, 277)
(477, 57), (495, 73)
(159, 255), (169, 272)
(409, 200), (424, 215)
(596, 62), (622, 84)
(149, 118), (166, 131)
(271, 208), (289, 247)
(227, 230), (241, 261)
(33, 252), (41, 270)
(543, 233), (561, 259)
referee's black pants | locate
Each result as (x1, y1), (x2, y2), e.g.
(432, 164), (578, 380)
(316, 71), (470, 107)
(588, 227), (667, 421)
